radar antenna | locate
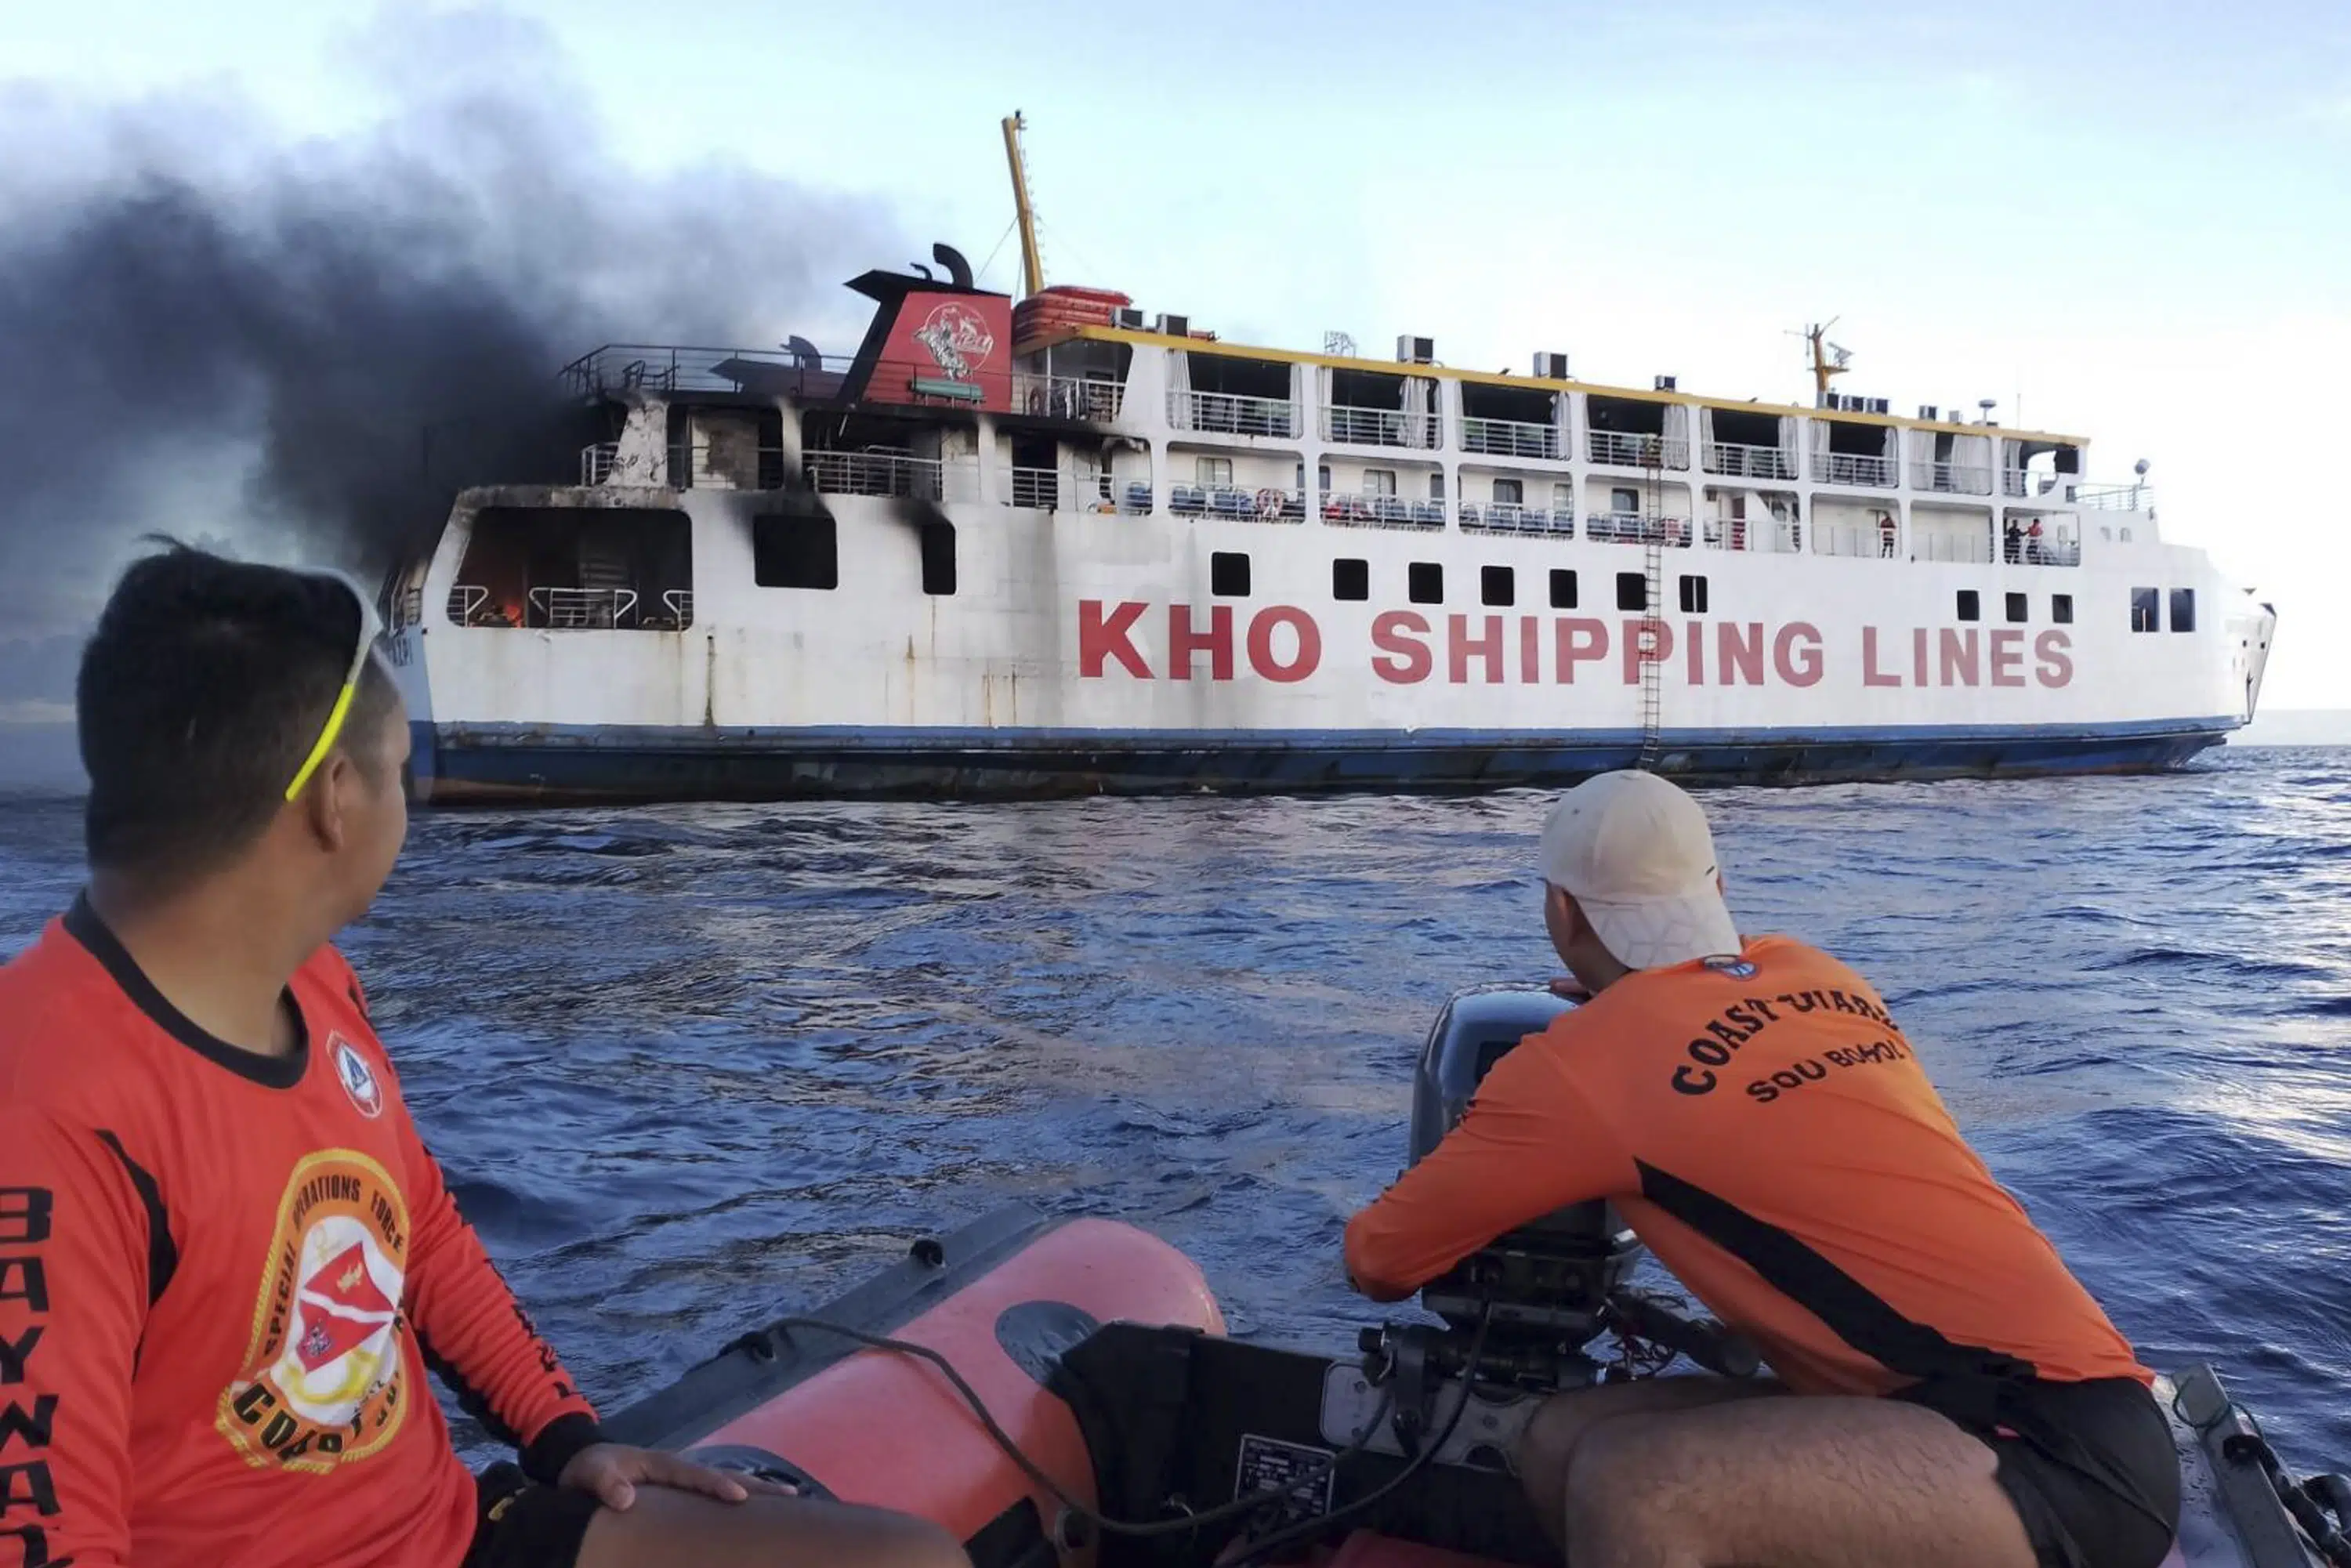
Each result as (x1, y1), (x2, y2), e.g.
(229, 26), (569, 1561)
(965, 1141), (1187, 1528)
(1000, 111), (1046, 299)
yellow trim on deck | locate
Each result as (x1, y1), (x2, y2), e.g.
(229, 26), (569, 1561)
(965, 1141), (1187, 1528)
(1060, 325), (2088, 447)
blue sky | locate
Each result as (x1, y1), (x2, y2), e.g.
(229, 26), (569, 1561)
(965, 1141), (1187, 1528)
(5, 0), (2347, 708)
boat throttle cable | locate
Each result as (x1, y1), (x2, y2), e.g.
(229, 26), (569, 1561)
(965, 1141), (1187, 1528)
(754, 1317), (1396, 1542)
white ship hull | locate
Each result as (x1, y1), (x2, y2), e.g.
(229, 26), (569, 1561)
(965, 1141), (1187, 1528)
(386, 486), (2271, 803)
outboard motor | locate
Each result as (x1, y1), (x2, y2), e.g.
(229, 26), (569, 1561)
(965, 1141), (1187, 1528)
(1406, 987), (1642, 1352)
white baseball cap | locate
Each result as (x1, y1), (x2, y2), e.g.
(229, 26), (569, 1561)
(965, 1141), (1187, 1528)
(1538, 771), (1743, 970)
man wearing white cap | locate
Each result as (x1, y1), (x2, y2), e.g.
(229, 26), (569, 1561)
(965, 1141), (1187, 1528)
(1343, 772), (2179, 1568)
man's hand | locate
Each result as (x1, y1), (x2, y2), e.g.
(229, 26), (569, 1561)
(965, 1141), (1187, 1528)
(556, 1443), (792, 1511)
(1549, 976), (1590, 1001)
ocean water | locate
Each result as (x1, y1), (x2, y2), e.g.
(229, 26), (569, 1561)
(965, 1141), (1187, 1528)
(2, 748), (2347, 1472)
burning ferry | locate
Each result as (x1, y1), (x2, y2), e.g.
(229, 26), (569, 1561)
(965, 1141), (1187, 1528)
(378, 124), (2273, 802)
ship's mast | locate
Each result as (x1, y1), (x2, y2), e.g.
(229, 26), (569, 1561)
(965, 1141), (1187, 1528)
(1001, 110), (1045, 299)
(1802, 319), (1851, 406)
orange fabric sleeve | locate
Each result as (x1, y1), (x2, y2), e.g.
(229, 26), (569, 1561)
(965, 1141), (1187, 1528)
(394, 1099), (603, 1479)
(1342, 1034), (1635, 1301)
(0, 1110), (152, 1568)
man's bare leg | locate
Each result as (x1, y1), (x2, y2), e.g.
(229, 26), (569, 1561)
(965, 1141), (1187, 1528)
(1513, 1376), (1780, 1548)
(1560, 1393), (2038, 1568)
(575, 1487), (972, 1568)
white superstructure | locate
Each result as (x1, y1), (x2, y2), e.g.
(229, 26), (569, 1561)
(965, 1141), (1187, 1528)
(382, 249), (2273, 803)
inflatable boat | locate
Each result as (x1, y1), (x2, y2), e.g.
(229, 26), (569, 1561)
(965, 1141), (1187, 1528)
(604, 987), (2351, 1568)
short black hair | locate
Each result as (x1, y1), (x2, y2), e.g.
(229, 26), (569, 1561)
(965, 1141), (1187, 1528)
(78, 541), (400, 880)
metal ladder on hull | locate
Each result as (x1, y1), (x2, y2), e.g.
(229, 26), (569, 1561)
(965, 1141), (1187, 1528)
(1635, 453), (1668, 771)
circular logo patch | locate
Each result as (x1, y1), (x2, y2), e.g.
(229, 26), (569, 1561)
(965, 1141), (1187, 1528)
(217, 1150), (411, 1472)
(333, 1035), (384, 1119)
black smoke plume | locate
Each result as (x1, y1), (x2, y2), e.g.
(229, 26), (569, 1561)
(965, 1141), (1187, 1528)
(0, 8), (901, 707)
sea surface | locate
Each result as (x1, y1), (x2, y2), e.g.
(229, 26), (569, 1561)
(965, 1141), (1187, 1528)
(3, 748), (2348, 1471)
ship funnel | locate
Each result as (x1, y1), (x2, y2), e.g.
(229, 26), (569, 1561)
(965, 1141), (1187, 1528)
(934, 243), (975, 290)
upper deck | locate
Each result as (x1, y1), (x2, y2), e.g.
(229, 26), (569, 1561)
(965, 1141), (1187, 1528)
(543, 252), (2161, 582)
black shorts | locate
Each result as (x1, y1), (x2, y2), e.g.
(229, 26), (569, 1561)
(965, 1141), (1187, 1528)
(464, 1461), (603, 1568)
(1895, 1375), (2182, 1568)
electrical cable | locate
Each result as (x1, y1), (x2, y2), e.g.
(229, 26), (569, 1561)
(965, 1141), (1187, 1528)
(1226, 1300), (1498, 1567)
(755, 1317), (1394, 1541)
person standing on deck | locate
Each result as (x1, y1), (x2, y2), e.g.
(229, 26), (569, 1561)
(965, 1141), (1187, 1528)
(0, 545), (971, 1568)
(1342, 770), (2180, 1568)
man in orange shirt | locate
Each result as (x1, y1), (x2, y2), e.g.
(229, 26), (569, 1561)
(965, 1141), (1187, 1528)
(0, 545), (969, 1568)
(1343, 771), (2179, 1568)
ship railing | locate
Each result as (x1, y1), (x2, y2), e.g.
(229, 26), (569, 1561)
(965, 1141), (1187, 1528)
(2002, 468), (2068, 498)
(1699, 517), (1757, 552)
(1810, 451), (1900, 488)
(581, 442), (618, 485)
(1460, 417), (1564, 460)
(1813, 523), (1900, 560)
(1323, 492), (1447, 529)
(1005, 467), (1064, 509)
(2001, 535), (2085, 568)
(2074, 482), (2154, 512)
(1585, 512), (1690, 546)
(1587, 431), (1690, 469)
(1909, 460), (1995, 495)
(1321, 404), (1443, 447)
(1171, 484), (1306, 523)
(527, 587), (639, 629)
(447, 585), (492, 625)
(1168, 389), (1301, 439)
(1012, 372), (1125, 422)
(1703, 442), (1799, 480)
(1912, 532), (1994, 565)
(802, 450), (977, 502)
(659, 590), (694, 628)
(561, 343), (855, 400)
(1460, 502), (1575, 537)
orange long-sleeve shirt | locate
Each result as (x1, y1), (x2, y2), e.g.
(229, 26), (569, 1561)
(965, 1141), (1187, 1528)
(1345, 936), (2148, 1397)
(0, 896), (601, 1568)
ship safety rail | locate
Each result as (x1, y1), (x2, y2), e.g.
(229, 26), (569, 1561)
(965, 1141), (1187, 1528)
(527, 587), (638, 629)
(1012, 372), (1125, 422)
(581, 443), (618, 485)
(560, 344), (855, 402)
(1704, 442), (1799, 481)
(1998, 526), (2084, 567)
(2002, 469), (2069, 499)
(1167, 388), (1301, 440)
(1460, 502), (1575, 537)
(659, 590), (694, 628)
(447, 585), (492, 625)
(1912, 533), (1995, 566)
(1811, 451), (1900, 488)
(1910, 460), (1996, 496)
(1814, 524), (1903, 560)
(1323, 491), (1447, 530)
(1588, 430), (1691, 469)
(1171, 484), (1306, 523)
(803, 451), (980, 503)
(1587, 512), (1692, 547)
(1460, 417), (1564, 460)
(2074, 481), (2155, 512)
(1321, 404), (1443, 448)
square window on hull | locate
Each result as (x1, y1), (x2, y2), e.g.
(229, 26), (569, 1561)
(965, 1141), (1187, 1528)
(1550, 569), (1578, 609)
(2169, 588), (2196, 633)
(1617, 572), (1646, 611)
(2131, 588), (2158, 632)
(1409, 563), (1444, 604)
(2005, 592), (2027, 624)
(1333, 558), (1369, 601)
(1956, 590), (1980, 622)
(1212, 552), (1251, 597)
(2052, 594), (2074, 625)
(1482, 566), (1514, 607)
(754, 515), (837, 590)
